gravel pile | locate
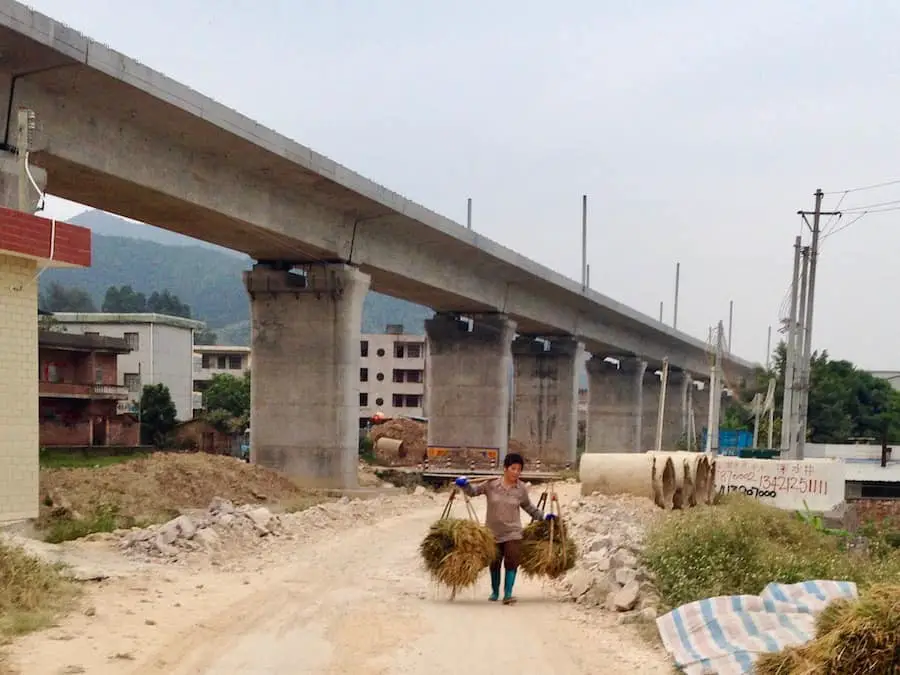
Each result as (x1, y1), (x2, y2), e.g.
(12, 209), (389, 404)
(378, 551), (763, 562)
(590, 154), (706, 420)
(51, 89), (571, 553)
(558, 493), (663, 623)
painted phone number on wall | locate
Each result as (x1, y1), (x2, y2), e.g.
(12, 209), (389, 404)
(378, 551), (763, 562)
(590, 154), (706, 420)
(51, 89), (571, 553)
(717, 472), (829, 496)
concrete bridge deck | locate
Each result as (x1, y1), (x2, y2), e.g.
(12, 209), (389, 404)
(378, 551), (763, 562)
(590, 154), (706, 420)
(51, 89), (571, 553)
(0, 2), (757, 379)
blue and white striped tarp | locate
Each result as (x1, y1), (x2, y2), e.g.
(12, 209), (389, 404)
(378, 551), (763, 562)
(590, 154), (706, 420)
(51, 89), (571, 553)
(656, 580), (858, 674)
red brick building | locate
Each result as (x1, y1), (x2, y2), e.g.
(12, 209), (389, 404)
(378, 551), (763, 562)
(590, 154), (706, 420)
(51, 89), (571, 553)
(38, 330), (139, 447)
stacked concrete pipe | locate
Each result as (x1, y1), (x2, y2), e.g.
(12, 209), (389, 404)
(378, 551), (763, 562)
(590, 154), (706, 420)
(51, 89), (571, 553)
(579, 452), (676, 509)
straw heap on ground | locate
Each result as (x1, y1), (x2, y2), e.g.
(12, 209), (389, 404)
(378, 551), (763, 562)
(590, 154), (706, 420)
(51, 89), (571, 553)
(419, 518), (496, 593)
(754, 584), (900, 674)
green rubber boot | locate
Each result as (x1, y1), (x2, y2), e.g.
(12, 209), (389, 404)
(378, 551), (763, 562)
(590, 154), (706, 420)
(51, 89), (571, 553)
(488, 567), (500, 601)
(502, 569), (518, 605)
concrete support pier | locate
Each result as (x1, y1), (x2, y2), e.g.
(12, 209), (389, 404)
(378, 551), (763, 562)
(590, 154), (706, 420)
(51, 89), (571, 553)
(586, 356), (647, 453)
(244, 262), (370, 488)
(510, 336), (582, 466)
(425, 313), (516, 459)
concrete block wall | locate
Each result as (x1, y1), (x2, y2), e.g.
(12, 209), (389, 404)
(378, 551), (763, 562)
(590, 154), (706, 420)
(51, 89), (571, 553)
(0, 254), (39, 520)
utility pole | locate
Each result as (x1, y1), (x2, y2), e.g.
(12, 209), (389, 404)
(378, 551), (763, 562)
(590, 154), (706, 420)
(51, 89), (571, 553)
(765, 325), (772, 371)
(673, 262), (681, 329)
(728, 300), (734, 353)
(796, 189), (838, 459)
(706, 322), (724, 456)
(581, 194), (588, 291)
(655, 357), (669, 452)
(790, 246), (810, 458)
(780, 236), (802, 452)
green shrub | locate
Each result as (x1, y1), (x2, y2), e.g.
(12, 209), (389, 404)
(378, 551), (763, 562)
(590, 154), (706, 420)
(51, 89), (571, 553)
(642, 494), (900, 610)
(43, 504), (134, 544)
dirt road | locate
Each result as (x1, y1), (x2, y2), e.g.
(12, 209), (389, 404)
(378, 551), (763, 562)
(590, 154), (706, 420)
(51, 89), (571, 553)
(9, 488), (671, 674)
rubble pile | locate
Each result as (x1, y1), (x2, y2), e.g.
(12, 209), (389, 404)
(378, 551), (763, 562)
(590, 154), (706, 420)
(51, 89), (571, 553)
(368, 419), (427, 466)
(118, 490), (435, 564)
(557, 493), (663, 623)
(119, 497), (283, 561)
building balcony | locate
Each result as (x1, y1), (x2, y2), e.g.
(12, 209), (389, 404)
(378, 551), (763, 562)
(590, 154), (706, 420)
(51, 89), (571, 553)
(39, 382), (131, 400)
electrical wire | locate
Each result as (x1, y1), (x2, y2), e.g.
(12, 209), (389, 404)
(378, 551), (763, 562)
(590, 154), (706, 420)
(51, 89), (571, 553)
(838, 198), (900, 213)
(824, 178), (900, 195)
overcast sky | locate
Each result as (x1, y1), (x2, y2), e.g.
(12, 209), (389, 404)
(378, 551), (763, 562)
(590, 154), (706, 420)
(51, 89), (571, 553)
(25, 0), (900, 370)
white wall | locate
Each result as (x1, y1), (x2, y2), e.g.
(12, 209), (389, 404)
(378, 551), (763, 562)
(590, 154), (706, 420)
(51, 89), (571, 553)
(806, 443), (900, 483)
(153, 323), (195, 421)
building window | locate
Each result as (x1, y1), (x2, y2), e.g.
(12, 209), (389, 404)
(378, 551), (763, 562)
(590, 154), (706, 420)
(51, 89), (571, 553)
(229, 355), (242, 369)
(406, 394), (423, 408)
(393, 394), (404, 408)
(359, 392), (368, 407)
(202, 354), (213, 369)
(394, 343), (405, 358)
(360, 367), (369, 382)
(407, 343), (423, 359)
(376, 348), (385, 357)
(361, 341), (369, 357)
(84, 331), (100, 337)
(95, 368), (103, 384)
(375, 397), (384, 406)
(124, 373), (141, 393)
(376, 372), (385, 382)
(407, 370), (423, 384)
(217, 356), (228, 369)
(392, 369), (403, 383)
(124, 332), (139, 350)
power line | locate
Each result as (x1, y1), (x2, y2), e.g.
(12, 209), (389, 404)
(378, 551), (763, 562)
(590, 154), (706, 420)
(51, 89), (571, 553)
(840, 198), (900, 212)
(824, 178), (900, 195)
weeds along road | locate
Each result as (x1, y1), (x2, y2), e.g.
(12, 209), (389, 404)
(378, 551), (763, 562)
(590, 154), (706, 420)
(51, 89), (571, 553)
(10, 486), (671, 675)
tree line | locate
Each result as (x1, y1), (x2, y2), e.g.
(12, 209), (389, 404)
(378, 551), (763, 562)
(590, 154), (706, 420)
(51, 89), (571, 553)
(39, 282), (217, 344)
(139, 373), (250, 446)
(726, 341), (900, 445)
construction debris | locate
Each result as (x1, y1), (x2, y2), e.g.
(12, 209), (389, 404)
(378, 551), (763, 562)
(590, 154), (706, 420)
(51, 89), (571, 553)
(369, 418), (427, 466)
(556, 493), (663, 621)
(115, 491), (436, 564)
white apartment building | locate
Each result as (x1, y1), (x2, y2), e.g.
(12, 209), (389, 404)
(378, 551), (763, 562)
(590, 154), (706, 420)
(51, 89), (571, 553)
(50, 313), (204, 421)
(192, 345), (251, 413)
(359, 325), (426, 427)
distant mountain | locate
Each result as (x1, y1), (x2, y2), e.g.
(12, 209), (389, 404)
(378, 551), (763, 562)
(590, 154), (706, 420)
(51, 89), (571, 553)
(40, 210), (434, 343)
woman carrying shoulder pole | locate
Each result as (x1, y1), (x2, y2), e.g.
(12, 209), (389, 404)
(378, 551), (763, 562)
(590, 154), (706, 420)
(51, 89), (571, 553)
(455, 453), (555, 605)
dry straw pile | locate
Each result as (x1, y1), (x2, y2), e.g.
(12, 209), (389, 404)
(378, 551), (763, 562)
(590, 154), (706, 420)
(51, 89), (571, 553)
(755, 584), (900, 674)
(419, 517), (496, 594)
(520, 518), (577, 579)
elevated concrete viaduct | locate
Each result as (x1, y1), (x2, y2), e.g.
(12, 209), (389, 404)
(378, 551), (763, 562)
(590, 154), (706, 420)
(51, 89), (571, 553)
(0, 4), (759, 488)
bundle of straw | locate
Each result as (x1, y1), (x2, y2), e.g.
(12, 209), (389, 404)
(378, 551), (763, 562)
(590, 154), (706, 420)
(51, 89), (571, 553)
(520, 518), (577, 579)
(754, 585), (900, 675)
(419, 518), (496, 593)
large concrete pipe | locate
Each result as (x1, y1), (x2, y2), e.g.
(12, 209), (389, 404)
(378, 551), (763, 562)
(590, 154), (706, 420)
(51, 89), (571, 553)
(648, 452), (677, 510)
(580, 453), (655, 501)
(668, 451), (699, 509)
(374, 437), (406, 463)
(705, 457), (717, 504)
(693, 455), (711, 506)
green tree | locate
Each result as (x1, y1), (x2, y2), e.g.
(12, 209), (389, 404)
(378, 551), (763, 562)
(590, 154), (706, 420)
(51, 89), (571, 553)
(102, 284), (147, 312)
(194, 328), (218, 345)
(202, 372), (250, 432)
(39, 282), (96, 312)
(725, 341), (900, 444)
(140, 383), (178, 447)
(147, 289), (191, 318)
